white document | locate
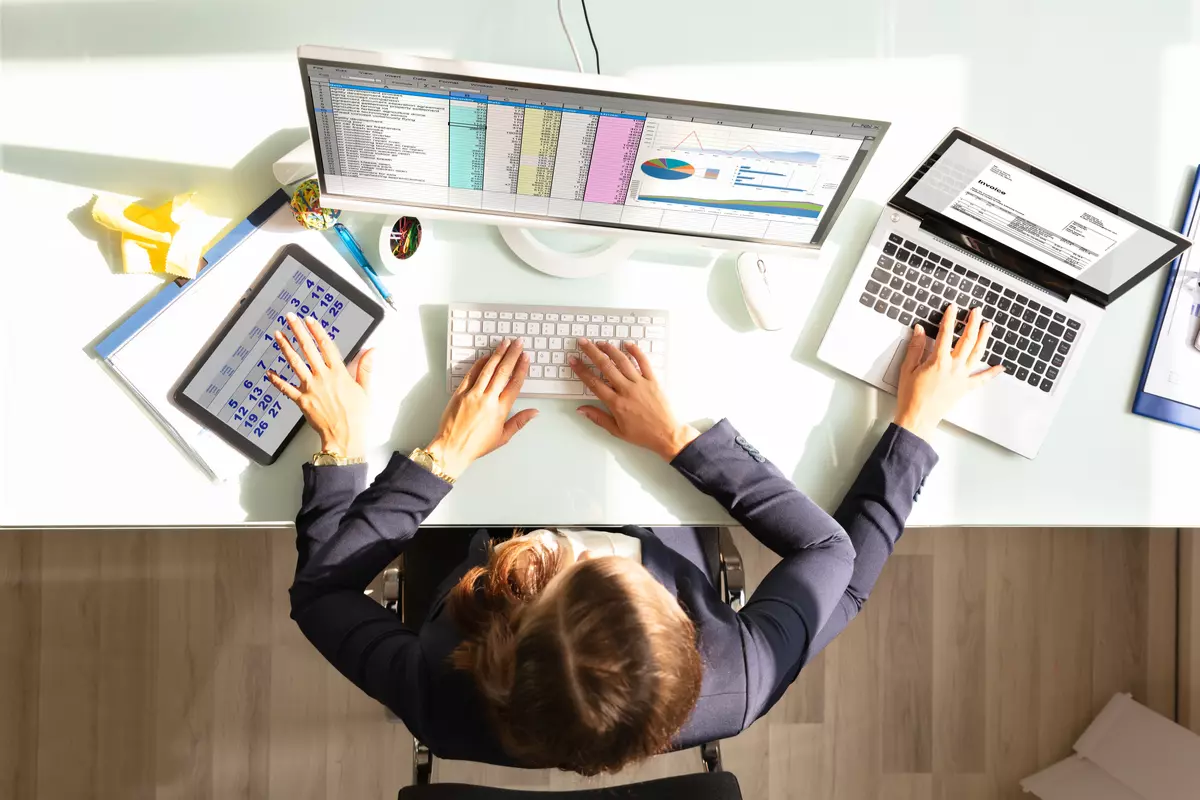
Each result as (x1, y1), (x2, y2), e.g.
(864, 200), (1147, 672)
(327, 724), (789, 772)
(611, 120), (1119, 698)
(1141, 176), (1200, 405)
(942, 159), (1136, 273)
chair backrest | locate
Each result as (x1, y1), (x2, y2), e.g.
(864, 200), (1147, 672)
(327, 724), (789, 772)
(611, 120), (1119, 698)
(398, 772), (743, 800)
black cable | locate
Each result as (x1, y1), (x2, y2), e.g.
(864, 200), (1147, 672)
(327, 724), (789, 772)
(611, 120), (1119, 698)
(580, 0), (601, 74)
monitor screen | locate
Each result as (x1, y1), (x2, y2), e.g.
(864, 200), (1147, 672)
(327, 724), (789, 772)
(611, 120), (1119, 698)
(301, 57), (886, 247)
(893, 133), (1188, 303)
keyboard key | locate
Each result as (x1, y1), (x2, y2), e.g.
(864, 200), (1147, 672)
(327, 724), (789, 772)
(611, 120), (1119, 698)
(874, 300), (888, 313)
(897, 250), (912, 264)
(1020, 323), (1032, 337)
(996, 312), (1009, 326)
(1040, 379), (1053, 392)
(998, 297), (1011, 311)
(1067, 318), (1081, 330)
(965, 269), (978, 281)
(871, 267), (890, 283)
(899, 312), (913, 326)
(1047, 366), (1059, 380)
(1064, 328), (1077, 342)
(977, 275), (991, 287)
(987, 353), (1002, 367)
(1003, 288), (1016, 299)
(917, 320), (939, 337)
(1031, 329), (1043, 342)
(1057, 340), (1070, 355)
(1004, 331), (1018, 345)
(923, 259), (938, 272)
(888, 233), (904, 245)
(917, 304), (931, 319)
(915, 246), (929, 257)
(1047, 321), (1065, 337)
(957, 292), (971, 306)
(947, 274), (961, 287)
(935, 267), (949, 280)
(961, 280), (974, 293)
(1016, 367), (1029, 381)
(904, 239), (919, 251)
(1051, 354), (1065, 368)
(918, 275), (932, 289)
(915, 289), (929, 303)
(1053, 312), (1065, 323)
(972, 284), (987, 299)
(1023, 308), (1037, 323)
(1003, 359), (1017, 372)
(903, 298), (918, 312)
(1039, 336), (1059, 358)
(1027, 373), (1040, 387)
(1027, 301), (1041, 313)
(1035, 315), (1050, 330)
(983, 306), (996, 320)
(1018, 337), (1030, 351)
(886, 306), (900, 319)
(953, 264), (967, 275)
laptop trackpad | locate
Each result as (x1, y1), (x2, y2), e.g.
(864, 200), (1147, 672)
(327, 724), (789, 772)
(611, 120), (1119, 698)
(882, 334), (936, 388)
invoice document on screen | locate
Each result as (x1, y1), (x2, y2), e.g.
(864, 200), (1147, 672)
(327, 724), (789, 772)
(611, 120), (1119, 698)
(941, 160), (1136, 274)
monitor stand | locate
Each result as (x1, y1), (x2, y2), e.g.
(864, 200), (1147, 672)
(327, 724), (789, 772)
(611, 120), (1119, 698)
(499, 226), (636, 279)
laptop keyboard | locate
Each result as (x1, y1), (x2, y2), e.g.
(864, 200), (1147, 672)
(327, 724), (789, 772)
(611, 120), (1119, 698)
(860, 232), (1082, 393)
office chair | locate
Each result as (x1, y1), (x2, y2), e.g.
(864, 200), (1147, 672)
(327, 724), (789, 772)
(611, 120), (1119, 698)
(380, 527), (747, 790)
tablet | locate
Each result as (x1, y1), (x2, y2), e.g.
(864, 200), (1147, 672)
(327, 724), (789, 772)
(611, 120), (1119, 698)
(172, 243), (385, 464)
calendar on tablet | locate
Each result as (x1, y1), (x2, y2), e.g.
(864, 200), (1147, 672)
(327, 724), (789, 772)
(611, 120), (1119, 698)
(174, 244), (383, 463)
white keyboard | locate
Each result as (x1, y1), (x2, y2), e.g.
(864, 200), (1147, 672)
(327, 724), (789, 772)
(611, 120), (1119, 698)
(446, 302), (670, 398)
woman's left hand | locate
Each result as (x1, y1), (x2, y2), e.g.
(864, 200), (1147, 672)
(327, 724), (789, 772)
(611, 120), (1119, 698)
(266, 313), (374, 459)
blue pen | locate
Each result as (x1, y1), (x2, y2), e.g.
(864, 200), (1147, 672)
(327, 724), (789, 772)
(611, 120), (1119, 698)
(333, 222), (397, 311)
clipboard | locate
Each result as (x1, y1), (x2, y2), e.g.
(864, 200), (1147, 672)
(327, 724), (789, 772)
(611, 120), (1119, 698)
(1133, 168), (1200, 430)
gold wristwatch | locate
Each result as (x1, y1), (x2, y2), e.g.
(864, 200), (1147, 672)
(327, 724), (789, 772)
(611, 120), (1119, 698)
(311, 450), (365, 467)
(408, 447), (456, 485)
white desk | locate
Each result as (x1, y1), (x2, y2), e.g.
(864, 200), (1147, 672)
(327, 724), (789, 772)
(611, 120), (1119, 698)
(3, 1), (1200, 527)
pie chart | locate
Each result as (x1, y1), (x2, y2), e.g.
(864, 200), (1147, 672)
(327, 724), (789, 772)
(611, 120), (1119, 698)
(640, 158), (695, 180)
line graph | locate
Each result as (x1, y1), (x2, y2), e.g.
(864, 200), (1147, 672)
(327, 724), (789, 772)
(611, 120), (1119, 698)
(669, 130), (821, 164)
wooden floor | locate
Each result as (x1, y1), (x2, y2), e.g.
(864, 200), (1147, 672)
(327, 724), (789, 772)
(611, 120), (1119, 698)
(0, 527), (1178, 800)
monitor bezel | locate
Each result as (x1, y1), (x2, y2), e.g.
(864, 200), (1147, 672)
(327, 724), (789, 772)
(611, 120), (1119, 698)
(888, 128), (1192, 308)
(297, 45), (891, 251)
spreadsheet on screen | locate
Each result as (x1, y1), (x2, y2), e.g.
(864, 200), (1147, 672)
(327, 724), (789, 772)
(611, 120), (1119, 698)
(304, 62), (883, 246)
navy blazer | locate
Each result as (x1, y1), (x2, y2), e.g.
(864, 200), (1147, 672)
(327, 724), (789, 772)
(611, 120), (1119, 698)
(290, 419), (937, 765)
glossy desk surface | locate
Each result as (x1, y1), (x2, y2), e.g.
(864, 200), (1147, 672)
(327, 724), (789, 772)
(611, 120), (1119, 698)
(2, 1), (1198, 526)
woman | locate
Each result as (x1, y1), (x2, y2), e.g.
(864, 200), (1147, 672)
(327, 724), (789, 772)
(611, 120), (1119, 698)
(273, 303), (999, 775)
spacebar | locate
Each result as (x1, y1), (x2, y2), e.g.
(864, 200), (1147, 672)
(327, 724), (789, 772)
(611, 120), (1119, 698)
(521, 379), (583, 395)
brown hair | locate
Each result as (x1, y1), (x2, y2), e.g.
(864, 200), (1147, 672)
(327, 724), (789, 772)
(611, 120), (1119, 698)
(449, 535), (703, 775)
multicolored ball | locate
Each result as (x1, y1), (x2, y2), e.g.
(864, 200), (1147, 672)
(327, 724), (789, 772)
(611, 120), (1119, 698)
(289, 178), (340, 231)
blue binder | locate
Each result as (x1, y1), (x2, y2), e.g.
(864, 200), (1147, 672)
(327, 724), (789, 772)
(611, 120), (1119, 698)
(1133, 169), (1200, 430)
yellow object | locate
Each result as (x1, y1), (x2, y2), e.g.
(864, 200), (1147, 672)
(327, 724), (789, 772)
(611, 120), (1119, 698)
(92, 192), (221, 279)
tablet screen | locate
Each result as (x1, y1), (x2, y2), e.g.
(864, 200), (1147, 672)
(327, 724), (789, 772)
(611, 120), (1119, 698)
(179, 253), (376, 456)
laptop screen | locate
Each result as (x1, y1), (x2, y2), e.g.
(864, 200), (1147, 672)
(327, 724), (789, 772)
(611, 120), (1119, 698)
(891, 131), (1189, 306)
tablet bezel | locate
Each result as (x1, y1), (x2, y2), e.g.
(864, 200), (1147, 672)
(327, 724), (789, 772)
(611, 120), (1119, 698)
(171, 243), (385, 466)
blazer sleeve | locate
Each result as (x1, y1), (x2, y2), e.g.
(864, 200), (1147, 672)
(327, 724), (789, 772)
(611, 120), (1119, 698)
(804, 423), (938, 658)
(288, 453), (453, 739)
(670, 419), (855, 727)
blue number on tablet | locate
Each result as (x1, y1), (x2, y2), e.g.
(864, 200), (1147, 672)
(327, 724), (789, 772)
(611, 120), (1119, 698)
(263, 334), (280, 351)
(235, 406), (248, 421)
(243, 412), (259, 427)
(299, 304), (310, 316)
(319, 319), (329, 330)
(290, 297), (300, 308)
(267, 401), (281, 418)
(257, 393), (273, 410)
(306, 279), (315, 289)
(243, 380), (253, 389)
(329, 326), (340, 340)
(251, 386), (263, 399)
(227, 399), (238, 409)
(257, 359), (267, 370)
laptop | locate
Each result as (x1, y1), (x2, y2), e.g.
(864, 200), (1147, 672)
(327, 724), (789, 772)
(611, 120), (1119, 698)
(819, 129), (1191, 457)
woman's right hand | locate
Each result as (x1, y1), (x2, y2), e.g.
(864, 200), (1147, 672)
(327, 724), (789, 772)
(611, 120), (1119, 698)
(426, 338), (538, 479)
(570, 338), (699, 462)
(894, 302), (1003, 441)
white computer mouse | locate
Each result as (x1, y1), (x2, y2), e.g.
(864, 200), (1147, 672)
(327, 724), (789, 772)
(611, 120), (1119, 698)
(736, 252), (785, 331)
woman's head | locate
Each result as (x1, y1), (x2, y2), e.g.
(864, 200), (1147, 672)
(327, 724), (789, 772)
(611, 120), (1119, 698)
(449, 535), (702, 775)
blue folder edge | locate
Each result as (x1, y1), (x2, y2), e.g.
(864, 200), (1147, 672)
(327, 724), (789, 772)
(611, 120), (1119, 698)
(1132, 168), (1200, 430)
(94, 189), (290, 360)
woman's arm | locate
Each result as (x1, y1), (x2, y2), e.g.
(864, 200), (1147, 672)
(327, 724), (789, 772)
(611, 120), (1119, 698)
(269, 315), (540, 730)
(570, 338), (856, 726)
(805, 302), (1000, 659)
